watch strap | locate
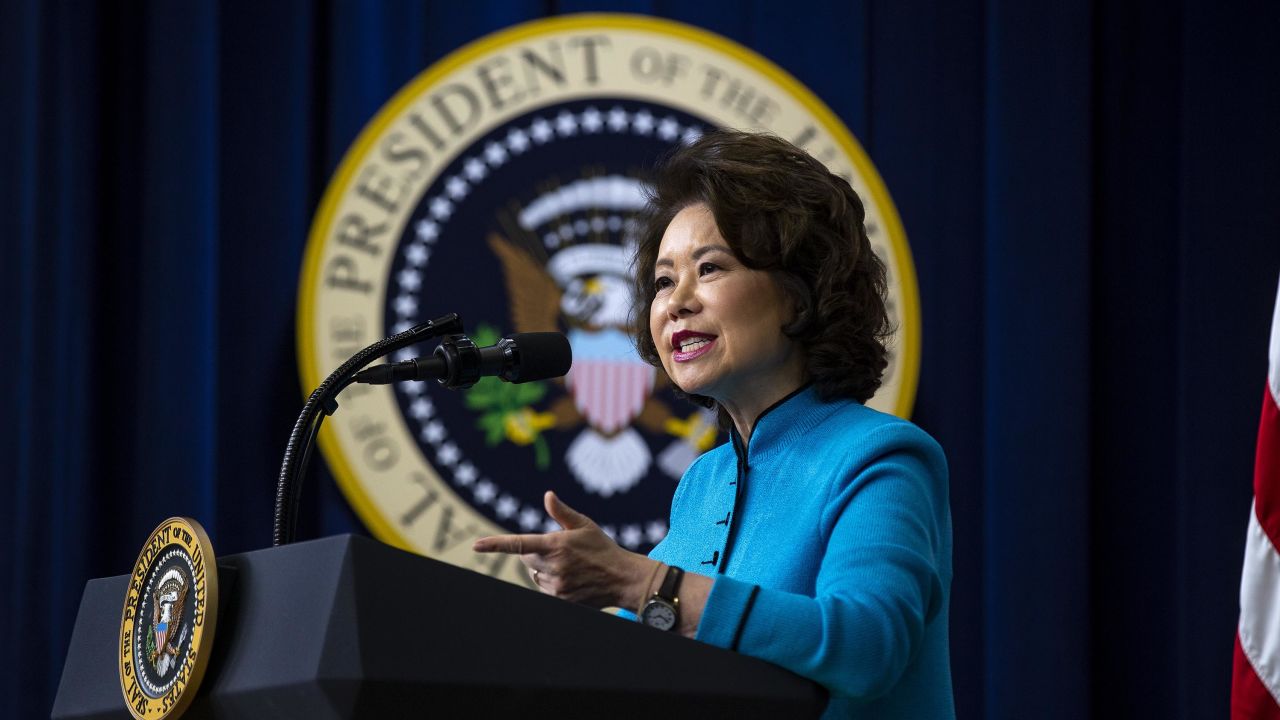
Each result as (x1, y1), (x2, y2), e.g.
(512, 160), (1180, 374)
(657, 564), (684, 602)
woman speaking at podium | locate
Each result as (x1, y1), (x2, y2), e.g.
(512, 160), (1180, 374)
(475, 130), (953, 718)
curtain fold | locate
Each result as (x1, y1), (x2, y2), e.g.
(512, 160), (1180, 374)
(981, 3), (1093, 718)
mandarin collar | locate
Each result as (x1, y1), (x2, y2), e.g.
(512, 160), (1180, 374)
(730, 383), (836, 461)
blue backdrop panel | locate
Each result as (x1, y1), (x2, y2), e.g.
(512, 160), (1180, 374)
(982, 4), (1094, 717)
(4, 2), (1280, 719)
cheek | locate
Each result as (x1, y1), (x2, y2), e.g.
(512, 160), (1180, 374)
(649, 304), (666, 355)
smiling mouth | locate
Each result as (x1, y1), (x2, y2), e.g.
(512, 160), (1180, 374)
(672, 331), (717, 362)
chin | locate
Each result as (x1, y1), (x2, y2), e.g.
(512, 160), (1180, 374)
(664, 371), (696, 395)
(672, 374), (715, 400)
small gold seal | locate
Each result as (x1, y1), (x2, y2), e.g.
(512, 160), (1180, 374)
(118, 517), (217, 719)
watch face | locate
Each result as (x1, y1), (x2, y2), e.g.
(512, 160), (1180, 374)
(641, 600), (677, 631)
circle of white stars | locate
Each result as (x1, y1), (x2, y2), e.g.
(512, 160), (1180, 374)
(389, 104), (705, 549)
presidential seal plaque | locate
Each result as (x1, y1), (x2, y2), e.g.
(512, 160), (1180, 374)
(298, 14), (920, 588)
(119, 517), (218, 720)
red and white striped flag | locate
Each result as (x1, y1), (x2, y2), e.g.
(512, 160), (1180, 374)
(1234, 274), (1280, 719)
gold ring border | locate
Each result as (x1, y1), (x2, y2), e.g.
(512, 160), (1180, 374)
(119, 516), (218, 720)
(296, 13), (922, 552)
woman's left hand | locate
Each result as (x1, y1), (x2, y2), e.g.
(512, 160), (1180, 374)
(473, 490), (655, 611)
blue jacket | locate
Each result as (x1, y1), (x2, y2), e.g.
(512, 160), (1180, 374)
(649, 385), (954, 719)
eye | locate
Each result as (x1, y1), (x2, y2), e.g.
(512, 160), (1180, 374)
(698, 262), (720, 276)
(654, 276), (674, 292)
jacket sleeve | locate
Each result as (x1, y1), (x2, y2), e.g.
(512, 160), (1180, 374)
(693, 425), (948, 700)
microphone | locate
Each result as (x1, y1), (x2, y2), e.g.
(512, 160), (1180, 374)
(352, 332), (572, 389)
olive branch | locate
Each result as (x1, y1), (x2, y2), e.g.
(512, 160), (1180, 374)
(463, 324), (552, 469)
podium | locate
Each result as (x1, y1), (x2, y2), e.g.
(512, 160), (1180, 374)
(53, 534), (825, 718)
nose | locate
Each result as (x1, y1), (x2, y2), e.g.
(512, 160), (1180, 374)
(665, 275), (700, 320)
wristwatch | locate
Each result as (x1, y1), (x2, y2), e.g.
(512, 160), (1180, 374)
(640, 565), (684, 631)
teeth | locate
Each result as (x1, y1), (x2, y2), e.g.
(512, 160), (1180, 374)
(679, 338), (710, 352)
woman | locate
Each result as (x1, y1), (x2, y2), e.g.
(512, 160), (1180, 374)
(474, 130), (953, 718)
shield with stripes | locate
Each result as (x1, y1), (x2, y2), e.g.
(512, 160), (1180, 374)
(154, 621), (168, 655)
(564, 328), (655, 434)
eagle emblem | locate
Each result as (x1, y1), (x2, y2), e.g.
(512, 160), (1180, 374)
(148, 567), (189, 677)
(487, 175), (717, 496)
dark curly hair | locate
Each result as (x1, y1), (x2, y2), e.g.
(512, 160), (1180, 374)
(631, 129), (891, 409)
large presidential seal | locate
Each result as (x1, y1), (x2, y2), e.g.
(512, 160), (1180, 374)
(119, 517), (218, 720)
(297, 14), (920, 588)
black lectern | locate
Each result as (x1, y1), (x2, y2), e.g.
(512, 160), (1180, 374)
(53, 534), (825, 718)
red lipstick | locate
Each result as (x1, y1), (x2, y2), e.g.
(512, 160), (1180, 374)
(671, 330), (717, 362)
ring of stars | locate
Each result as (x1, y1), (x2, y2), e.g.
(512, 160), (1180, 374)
(387, 103), (705, 548)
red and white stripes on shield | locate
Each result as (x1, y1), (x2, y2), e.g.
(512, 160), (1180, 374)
(1234, 274), (1280, 719)
(565, 360), (655, 435)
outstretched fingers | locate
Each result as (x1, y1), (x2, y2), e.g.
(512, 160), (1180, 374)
(472, 533), (553, 555)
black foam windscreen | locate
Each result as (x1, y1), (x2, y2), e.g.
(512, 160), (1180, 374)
(507, 332), (572, 382)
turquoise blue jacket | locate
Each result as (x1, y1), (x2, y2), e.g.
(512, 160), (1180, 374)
(649, 385), (954, 719)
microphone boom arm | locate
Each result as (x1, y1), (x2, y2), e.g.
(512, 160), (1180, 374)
(272, 313), (464, 546)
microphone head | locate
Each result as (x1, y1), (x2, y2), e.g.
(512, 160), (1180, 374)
(506, 332), (572, 383)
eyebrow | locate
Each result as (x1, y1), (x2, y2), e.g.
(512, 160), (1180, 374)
(654, 244), (733, 269)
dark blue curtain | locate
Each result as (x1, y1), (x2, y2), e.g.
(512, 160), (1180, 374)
(5, 1), (1279, 718)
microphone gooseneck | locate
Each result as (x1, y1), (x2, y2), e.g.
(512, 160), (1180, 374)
(274, 321), (573, 547)
(272, 313), (464, 547)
